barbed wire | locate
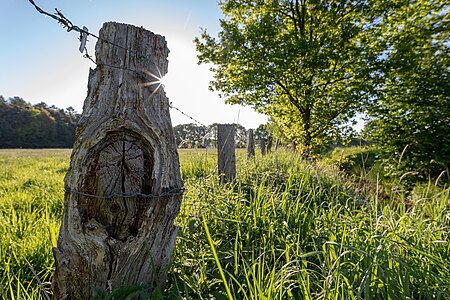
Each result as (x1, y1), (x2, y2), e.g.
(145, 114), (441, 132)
(65, 187), (184, 200)
(29, 1), (244, 198)
(169, 103), (207, 127)
(28, 0), (159, 71)
(64, 174), (224, 201)
(29, 1), (210, 134)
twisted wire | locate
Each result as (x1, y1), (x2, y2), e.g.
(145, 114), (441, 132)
(65, 187), (184, 200)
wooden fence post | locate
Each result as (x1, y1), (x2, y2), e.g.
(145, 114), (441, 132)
(260, 138), (267, 156)
(52, 22), (183, 299)
(217, 124), (236, 182)
(246, 129), (255, 159)
(267, 136), (273, 154)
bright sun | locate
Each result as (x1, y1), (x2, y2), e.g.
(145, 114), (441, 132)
(139, 65), (166, 96)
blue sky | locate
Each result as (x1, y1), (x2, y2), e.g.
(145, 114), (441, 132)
(0, 0), (268, 129)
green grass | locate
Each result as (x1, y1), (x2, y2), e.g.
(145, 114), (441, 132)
(178, 148), (217, 180)
(0, 149), (69, 300)
(0, 148), (449, 299)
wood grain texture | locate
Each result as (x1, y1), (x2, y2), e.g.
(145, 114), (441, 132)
(246, 129), (255, 159)
(217, 124), (236, 182)
(52, 22), (182, 299)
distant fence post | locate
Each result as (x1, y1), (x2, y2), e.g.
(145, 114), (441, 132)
(260, 138), (267, 156)
(267, 136), (273, 154)
(246, 129), (255, 159)
(275, 138), (281, 151)
(52, 22), (183, 299)
(217, 124), (236, 182)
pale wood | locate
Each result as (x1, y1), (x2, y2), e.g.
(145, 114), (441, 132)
(217, 124), (236, 182)
(52, 22), (182, 299)
(246, 129), (255, 159)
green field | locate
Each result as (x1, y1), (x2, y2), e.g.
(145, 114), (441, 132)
(0, 149), (449, 299)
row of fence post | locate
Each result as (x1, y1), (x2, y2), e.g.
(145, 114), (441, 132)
(217, 124), (271, 182)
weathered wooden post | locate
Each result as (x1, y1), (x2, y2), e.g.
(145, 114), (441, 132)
(246, 129), (255, 159)
(275, 138), (281, 151)
(260, 138), (267, 156)
(217, 124), (236, 182)
(266, 136), (273, 154)
(52, 22), (183, 299)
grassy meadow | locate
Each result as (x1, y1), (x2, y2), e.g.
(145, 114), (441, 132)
(0, 148), (449, 299)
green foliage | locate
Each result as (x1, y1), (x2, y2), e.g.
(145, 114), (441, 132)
(0, 97), (80, 148)
(173, 123), (249, 149)
(174, 150), (450, 299)
(195, 0), (381, 152)
(322, 146), (378, 175)
(173, 123), (210, 148)
(254, 123), (274, 150)
(1, 149), (449, 299)
(234, 123), (248, 149)
(364, 0), (450, 181)
(93, 284), (162, 300)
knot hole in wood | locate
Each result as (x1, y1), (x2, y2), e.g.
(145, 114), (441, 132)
(79, 130), (155, 241)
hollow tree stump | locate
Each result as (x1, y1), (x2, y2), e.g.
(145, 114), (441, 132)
(52, 22), (183, 299)
(217, 124), (236, 182)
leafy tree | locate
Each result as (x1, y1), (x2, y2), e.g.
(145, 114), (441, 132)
(234, 123), (247, 148)
(173, 123), (247, 148)
(9, 96), (28, 108)
(254, 123), (275, 150)
(364, 0), (449, 180)
(173, 123), (208, 148)
(206, 123), (219, 148)
(254, 124), (270, 144)
(0, 97), (79, 148)
(195, 0), (380, 153)
(66, 106), (76, 122)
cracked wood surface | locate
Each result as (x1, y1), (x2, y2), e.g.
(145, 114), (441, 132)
(52, 22), (182, 299)
(217, 124), (236, 182)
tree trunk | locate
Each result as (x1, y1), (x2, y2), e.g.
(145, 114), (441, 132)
(217, 124), (236, 182)
(52, 22), (183, 299)
(246, 129), (255, 159)
(302, 102), (312, 153)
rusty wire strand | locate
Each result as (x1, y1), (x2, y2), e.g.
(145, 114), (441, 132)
(29, 0), (209, 131)
(28, 0), (156, 67)
(65, 176), (222, 201)
(29, 0), (139, 55)
(169, 103), (207, 127)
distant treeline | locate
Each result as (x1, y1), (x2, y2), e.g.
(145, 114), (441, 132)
(0, 96), (264, 149)
(0, 96), (80, 148)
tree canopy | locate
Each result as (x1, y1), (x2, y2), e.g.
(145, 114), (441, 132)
(0, 97), (80, 148)
(364, 0), (450, 179)
(0, 96), (257, 150)
(195, 0), (381, 152)
(195, 0), (449, 179)
(173, 123), (248, 149)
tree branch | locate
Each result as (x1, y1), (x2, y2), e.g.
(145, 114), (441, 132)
(275, 79), (305, 115)
(317, 60), (338, 92)
(280, 3), (299, 34)
(310, 98), (355, 138)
